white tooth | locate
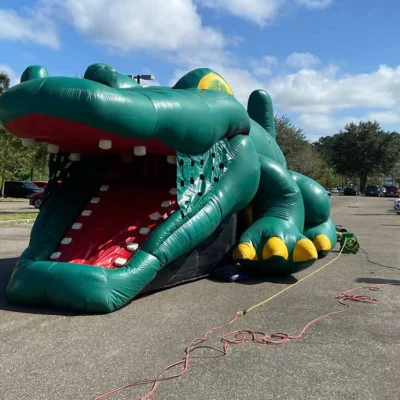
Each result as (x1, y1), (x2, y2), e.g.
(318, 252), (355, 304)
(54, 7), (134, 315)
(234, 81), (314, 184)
(47, 144), (59, 154)
(81, 210), (92, 216)
(167, 155), (176, 164)
(127, 242), (139, 252)
(139, 227), (151, 235)
(72, 222), (83, 230)
(99, 140), (112, 150)
(149, 212), (162, 221)
(114, 257), (127, 267)
(91, 197), (100, 204)
(61, 237), (72, 245)
(100, 185), (109, 191)
(70, 153), (81, 161)
(134, 146), (146, 156)
(169, 188), (178, 195)
(50, 252), (61, 260)
(161, 200), (172, 208)
(21, 138), (35, 147)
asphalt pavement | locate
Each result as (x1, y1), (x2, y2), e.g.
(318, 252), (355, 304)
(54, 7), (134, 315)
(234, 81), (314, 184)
(0, 196), (399, 400)
(0, 200), (37, 214)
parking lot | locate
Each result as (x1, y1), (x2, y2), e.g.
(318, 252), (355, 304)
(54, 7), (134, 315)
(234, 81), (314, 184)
(0, 200), (37, 214)
(0, 196), (399, 400)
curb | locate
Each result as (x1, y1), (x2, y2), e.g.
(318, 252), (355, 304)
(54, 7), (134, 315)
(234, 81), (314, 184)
(0, 219), (36, 227)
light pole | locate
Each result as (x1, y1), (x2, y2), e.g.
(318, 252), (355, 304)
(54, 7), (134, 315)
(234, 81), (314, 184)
(127, 74), (155, 85)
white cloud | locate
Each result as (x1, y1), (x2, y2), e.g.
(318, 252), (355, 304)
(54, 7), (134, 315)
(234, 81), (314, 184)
(197, 0), (284, 26)
(0, 6), (59, 49)
(286, 52), (321, 69)
(0, 64), (20, 86)
(197, 0), (333, 26)
(58, 0), (224, 54)
(294, 0), (333, 9)
(362, 111), (400, 125)
(298, 114), (360, 134)
(267, 64), (400, 114)
(250, 55), (278, 77)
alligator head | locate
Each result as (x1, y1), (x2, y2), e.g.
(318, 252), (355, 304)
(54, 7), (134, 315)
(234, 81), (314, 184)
(0, 64), (261, 312)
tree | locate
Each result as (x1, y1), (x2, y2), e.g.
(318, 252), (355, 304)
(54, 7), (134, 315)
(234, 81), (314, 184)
(0, 123), (49, 196)
(0, 71), (10, 94)
(315, 121), (400, 192)
(275, 115), (307, 168)
(275, 115), (329, 180)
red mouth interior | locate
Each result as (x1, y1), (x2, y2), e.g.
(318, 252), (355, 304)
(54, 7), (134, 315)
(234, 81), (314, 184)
(6, 113), (173, 155)
(53, 154), (178, 269)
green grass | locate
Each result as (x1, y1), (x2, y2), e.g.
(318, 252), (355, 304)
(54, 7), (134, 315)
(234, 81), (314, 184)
(0, 212), (38, 221)
(0, 197), (27, 202)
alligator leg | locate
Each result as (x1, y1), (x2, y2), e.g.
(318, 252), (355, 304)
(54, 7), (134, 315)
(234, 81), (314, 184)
(290, 171), (337, 257)
(234, 155), (318, 274)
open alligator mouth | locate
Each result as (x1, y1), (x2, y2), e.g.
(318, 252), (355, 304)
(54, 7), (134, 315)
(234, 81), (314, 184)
(48, 151), (179, 270)
(1, 64), (260, 313)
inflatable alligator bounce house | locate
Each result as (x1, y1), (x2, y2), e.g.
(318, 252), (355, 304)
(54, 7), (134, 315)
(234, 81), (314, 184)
(0, 64), (336, 313)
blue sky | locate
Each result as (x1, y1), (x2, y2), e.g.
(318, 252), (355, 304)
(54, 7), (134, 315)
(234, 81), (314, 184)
(1, 0), (400, 139)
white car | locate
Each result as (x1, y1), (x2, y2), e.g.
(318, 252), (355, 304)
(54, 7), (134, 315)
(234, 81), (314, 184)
(394, 199), (400, 213)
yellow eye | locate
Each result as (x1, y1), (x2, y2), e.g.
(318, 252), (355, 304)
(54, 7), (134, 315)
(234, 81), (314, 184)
(197, 73), (234, 95)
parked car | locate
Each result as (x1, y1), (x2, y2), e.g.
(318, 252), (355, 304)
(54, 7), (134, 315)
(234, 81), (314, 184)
(29, 191), (43, 208)
(31, 180), (48, 188)
(366, 185), (381, 197)
(3, 180), (43, 199)
(384, 185), (399, 197)
(343, 186), (357, 196)
(394, 198), (400, 213)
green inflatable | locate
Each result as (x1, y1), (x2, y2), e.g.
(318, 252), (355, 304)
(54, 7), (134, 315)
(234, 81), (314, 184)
(0, 64), (336, 313)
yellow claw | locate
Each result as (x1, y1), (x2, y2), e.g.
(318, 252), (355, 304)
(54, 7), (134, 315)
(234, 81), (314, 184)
(313, 234), (332, 253)
(293, 238), (318, 262)
(234, 243), (258, 261)
(262, 237), (289, 260)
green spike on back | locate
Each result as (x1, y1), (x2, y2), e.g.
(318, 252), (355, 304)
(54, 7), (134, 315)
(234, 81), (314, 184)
(247, 90), (276, 140)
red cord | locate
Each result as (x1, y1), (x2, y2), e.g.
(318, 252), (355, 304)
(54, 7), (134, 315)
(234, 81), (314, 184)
(94, 283), (397, 400)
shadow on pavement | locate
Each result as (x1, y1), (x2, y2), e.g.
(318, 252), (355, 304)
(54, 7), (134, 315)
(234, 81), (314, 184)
(0, 257), (17, 299)
(355, 277), (400, 285)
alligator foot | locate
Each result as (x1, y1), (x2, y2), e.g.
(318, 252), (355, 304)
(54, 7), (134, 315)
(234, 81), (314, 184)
(304, 218), (337, 258)
(234, 217), (318, 274)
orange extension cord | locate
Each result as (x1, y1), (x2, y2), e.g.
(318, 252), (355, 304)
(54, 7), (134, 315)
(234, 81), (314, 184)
(94, 245), (398, 400)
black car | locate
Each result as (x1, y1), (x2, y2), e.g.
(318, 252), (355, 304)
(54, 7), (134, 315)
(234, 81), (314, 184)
(3, 181), (42, 199)
(366, 185), (381, 197)
(384, 185), (399, 197)
(343, 186), (357, 196)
